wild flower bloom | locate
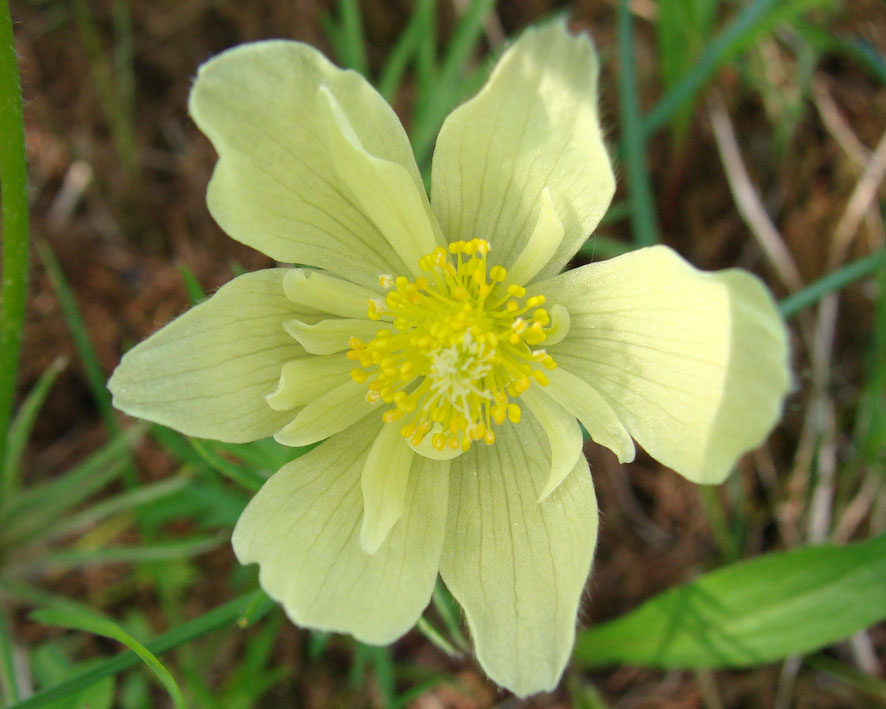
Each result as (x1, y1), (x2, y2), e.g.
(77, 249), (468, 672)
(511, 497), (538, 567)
(109, 22), (790, 697)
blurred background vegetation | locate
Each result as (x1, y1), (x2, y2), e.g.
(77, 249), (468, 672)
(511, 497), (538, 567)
(0, 0), (884, 706)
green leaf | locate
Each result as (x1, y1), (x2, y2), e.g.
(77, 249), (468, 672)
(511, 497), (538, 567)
(575, 534), (886, 669)
(31, 607), (187, 709)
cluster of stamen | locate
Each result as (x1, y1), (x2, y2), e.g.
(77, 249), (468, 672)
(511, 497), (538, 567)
(348, 239), (557, 453)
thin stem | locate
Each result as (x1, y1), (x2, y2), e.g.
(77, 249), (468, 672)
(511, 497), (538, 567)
(0, 0), (30, 472)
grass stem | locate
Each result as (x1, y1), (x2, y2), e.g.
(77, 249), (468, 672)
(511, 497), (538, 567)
(0, 0), (30, 474)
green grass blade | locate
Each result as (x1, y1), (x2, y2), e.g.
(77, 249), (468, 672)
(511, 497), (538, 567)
(574, 533), (886, 669)
(8, 592), (274, 709)
(377, 0), (435, 101)
(414, 0), (438, 102)
(71, 0), (136, 172)
(411, 0), (496, 165)
(807, 654), (886, 704)
(0, 608), (20, 703)
(0, 0), (31, 474)
(415, 617), (461, 658)
(617, 0), (659, 246)
(177, 264), (206, 305)
(3, 425), (144, 542)
(189, 439), (263, 492)
(333, 0), (368, 76)
(577, 236), (636, 259)
(778, 249), (886, 318)
(2, 356), (67, 499)
(642, 0), (779, 137)
(47, 475), (192, 541)
(36, 241), (138, 488)
(856, 267), (886, 464)
(15, 534), (224, 572)
(36, 242), (115, 432)
(31, 607), (187, 709)
(794, 20), (886, 86)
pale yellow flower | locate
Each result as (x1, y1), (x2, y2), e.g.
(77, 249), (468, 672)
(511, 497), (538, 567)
(109, 22), (790, 697)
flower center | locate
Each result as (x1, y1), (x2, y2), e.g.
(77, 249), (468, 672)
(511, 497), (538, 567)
(347, 239), (557, 454)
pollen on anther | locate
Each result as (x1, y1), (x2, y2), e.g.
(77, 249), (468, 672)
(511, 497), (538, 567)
(346, 240), (559, 452)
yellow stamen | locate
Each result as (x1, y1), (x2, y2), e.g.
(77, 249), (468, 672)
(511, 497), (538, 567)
(347, 240), (557, 451)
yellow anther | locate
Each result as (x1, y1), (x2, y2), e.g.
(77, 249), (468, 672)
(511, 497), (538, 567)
(368, 299), (384, 320)
(489, 265), (507, 282)
(349, 241), (558, 451)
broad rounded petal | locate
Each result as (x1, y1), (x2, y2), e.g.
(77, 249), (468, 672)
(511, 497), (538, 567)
(440, 416), (598, 697)
(274, 380), (377, 447)
(430, 21), (613, 279)
(507, 189), (564, 286)
(189, 41), (426, 287)
(544, 366), (635, 464)
(266, 354), (354, 411)
(360, 422), (416, 554)
(109, 270), (304, 442)
(519, 387), (583, 501)
(283, 269), (378, 319)
(233, 416), (449, 644)
(539, 246), (791, 484)
(318, 87), (442, 276)
(283, 317), (379, 355)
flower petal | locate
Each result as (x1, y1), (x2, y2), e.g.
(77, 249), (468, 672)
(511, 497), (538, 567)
(265, 354), (354, 411)
(519, 387), (583, 501)
(507, 189), (564, 286)
(543, 366), (635, 464)
(540, 246), (791, 484)
(233, 416), (449, 644)
(318, 87), (442, 277)
(439, 416), (598, 697)
(273, 380), (376, 447)
(430, 21), (613, 278)
(283, 269), (378, 319)
(189, 41), (425, 287)
(283, 317), (379, 355)
(109, 270), (304, 442)
(360, 423), (416, 554)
